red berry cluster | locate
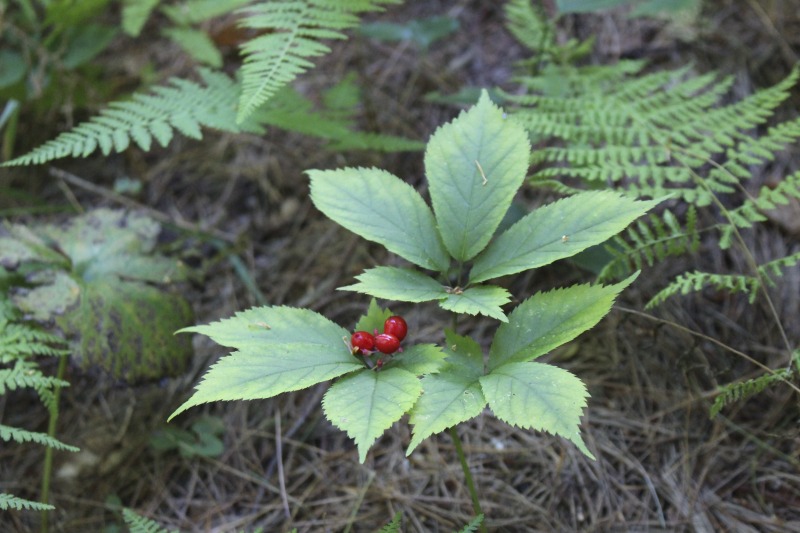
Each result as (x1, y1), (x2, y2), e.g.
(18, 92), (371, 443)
(351, 315), (407, 356)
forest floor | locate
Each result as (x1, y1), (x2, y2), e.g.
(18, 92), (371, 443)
(2, 1), (800, 532)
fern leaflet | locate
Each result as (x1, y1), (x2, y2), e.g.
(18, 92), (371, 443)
(646, 271), (760, 308)
(458, 514), (485, 533)
(0, 424), (79, 451)
(598, 206), (699, 281)
(757, 251), (800, 286)
(710, 365), (796, 419)
(378, 512), (403, 533)
(720, 170), (800, 249)
(122, 508), (179, 533)
(0, 493), (55, 512)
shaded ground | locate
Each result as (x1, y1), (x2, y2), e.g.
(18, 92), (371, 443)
(2, 1), (799, 532)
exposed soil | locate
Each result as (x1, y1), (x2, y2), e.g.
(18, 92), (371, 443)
(2, 1), (799, 532)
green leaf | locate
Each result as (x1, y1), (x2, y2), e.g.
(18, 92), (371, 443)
(149, 416), (225, 458)
(121, 0), (159, 36)
(406, 331), (485, 454)
(439, 285), (511, 322)
(0, 424), (80, 452)
(0, 493), (55, 512)
(180, 306), (349, 350)
(387, 343), (447, 375)
(169, 341), (363, 422)
(62, 24), (118, 69)
(161, 0), (253, 24)
(470, 192), (658, 283)
(425, 91), (530, 261)
(0, 50), (26, 89)
(488, 274), (637, 371)
(170, 306), (364, 420)
(480, 362), (593, 459)
(354, 299), (393, 335)
(163, 27), (223, 67)
(308, 168), (450, 272)
(441, 329), (485, 376)
(340, 267), (448, 303)
(323, 367), (422, 463)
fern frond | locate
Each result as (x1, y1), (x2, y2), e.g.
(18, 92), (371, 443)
(378, 512), (402, 533)
(0, 424), (79, 451)
(516, 51), (799, 207)
(646, 270), (759, 308)
(672, 67), (799, 162)
(235, 0), (398, 124)
(710, 367), (794, 418)
(0, 323), (69, 361)
(720, 170), (800, 249)
(3, 69), (256, 167)
(757, 251), (800, 286)
(599, 207), (699, 281)
(458, 514), (485, 533)
(504, 0), (554, 54)
(122, 508), (178, 533)
(0, 359), (70, 395)
(0, 493), (55, 512)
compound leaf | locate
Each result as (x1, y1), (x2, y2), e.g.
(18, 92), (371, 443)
(480, 361), (593, 459)
(323, 367), (421, 463)
(426, 91), (530, 261)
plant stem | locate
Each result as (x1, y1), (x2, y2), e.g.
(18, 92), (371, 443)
(449, 426), (487, 532)
(40, 353), (68, 533)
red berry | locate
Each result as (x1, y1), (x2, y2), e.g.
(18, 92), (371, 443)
(374, 333), (400, 354)
(351, 331), (375, 354)
(383, 316), (407, 341)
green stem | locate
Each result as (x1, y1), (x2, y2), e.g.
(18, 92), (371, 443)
(40, 353), (68, 533)
(448, 426), (486, 532)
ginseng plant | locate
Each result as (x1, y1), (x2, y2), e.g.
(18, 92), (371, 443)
(168, 93), (657, 526)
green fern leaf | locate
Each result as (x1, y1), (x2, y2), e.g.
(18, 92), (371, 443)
(378, 512), (403, 533)
(0, 493), (55, 512)
(0, 424), (79, 452)
(458, 514), (485, 533)
(3, 69), (255, 166)
(757, 251), (800, 286)
(122, 508), (178, 533)
(720, 171), (800, 249)
(646, 271), (759, 308)
(710, 368), (794, 419)
(598, 206), (699, 281)
(235, 0), (399, 124)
